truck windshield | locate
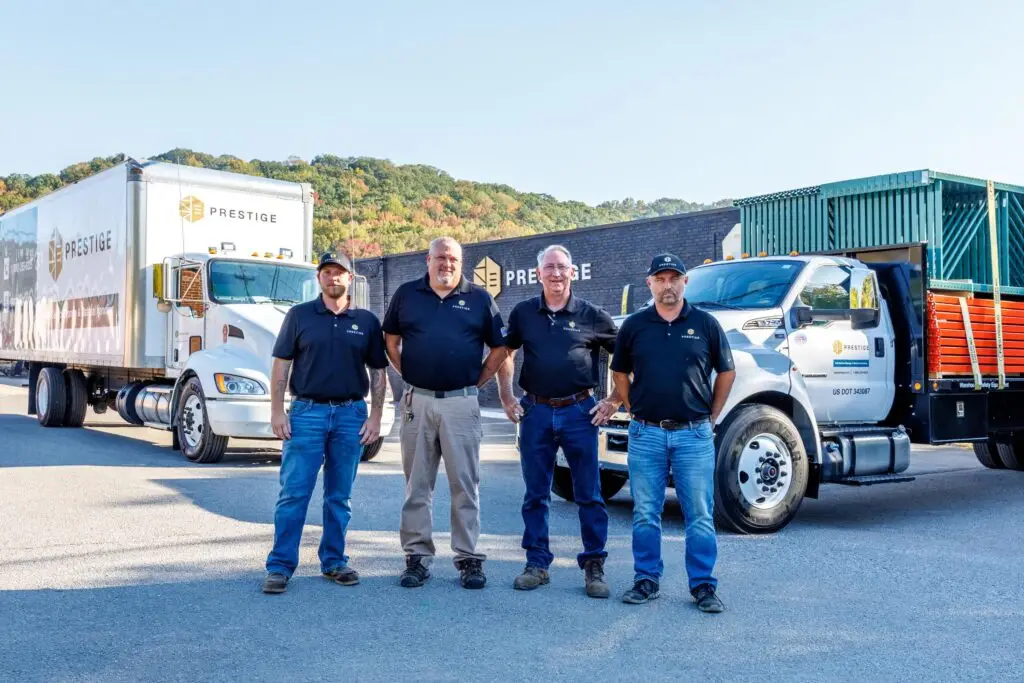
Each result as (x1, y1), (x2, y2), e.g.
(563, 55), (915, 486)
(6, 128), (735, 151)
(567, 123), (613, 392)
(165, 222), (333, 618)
(685, 260), (805, 309)
(208, 260), (319, 305)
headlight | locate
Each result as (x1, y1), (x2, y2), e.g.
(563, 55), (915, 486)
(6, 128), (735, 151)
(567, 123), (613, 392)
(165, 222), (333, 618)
(742, 317), (783, 330)
(214, 373), (266, 395)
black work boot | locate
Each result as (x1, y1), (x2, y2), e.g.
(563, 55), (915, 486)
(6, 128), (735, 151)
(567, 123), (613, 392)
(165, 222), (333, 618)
(513, 566), (550, 591)
(583, 559), (610, 599)
(399, 556), (431, 588)
(693, 584), (725, 613)
(262, 572), (288, 594)
(456, 558), (486, 589)
(621, 578), (659, 604)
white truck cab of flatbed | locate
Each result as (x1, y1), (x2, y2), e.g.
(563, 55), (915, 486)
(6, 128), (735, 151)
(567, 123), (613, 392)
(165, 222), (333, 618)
(579, 253), (912, 533)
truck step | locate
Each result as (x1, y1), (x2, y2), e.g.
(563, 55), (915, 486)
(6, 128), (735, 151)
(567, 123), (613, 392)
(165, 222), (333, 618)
(834, 473), (916, 486)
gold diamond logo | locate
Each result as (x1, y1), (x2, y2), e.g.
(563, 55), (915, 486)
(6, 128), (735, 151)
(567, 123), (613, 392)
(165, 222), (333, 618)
(473, 256), (502, 298)
(48, 228), (63, 281)
(833, 340), (844, 355)
(352, 324), (359, 330)
(179, 196), (205, 222)
(569, 321), (576, 328)
(459, 300), (466, 306)
(688, 328), (694, 335)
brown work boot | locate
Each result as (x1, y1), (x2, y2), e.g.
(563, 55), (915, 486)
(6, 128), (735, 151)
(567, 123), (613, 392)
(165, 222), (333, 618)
(323, 566), (360, 586)
(584, 559), (610, 599)
(513, 565), (550, 591)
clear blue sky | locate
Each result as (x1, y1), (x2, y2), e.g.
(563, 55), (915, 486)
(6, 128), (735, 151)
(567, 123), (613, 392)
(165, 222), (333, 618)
(2, 0), (1022, 205)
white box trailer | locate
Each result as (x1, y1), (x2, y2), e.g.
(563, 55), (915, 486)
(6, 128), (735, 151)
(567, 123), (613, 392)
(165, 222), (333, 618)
(0, 159), (393, 462)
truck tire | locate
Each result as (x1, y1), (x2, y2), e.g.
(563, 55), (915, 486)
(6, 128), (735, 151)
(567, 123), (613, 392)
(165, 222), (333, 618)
(972, 440), (1005, 469)
(361, 437), (384, 462)
(994, 440), (1024, 471)
(176, 377), (228, 464)
(713, 404), (809, 534)
(62, 369), (88, 428)
(36, 366), (68, 427)
(551, 465), (629, 502)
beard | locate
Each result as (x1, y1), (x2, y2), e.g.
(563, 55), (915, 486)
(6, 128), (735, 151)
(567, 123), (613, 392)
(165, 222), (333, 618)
(323, 283), (347, 298)
(656, 290), (680, 304)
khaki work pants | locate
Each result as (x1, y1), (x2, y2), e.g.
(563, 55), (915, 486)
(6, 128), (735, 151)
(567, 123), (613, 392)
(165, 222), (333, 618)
(399, 388), (485, 567)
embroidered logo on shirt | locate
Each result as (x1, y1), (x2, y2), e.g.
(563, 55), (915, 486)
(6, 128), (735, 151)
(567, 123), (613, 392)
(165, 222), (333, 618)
(452, 299), (472, 312)
(346, 323), (364, 336)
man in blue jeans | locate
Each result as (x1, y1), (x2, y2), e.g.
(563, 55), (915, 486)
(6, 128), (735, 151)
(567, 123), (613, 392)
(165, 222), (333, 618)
(262, 251), (389, 594)
(498, 244), (621, 598)
(609, 253), (736, 612)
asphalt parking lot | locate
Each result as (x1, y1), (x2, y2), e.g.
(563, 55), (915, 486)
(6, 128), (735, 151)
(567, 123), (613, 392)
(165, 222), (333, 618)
(2, 376), (1023, 682)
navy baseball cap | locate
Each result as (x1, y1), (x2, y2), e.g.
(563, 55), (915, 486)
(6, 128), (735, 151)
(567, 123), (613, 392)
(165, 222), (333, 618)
(317, 251), (353, 272)
(647, 253), (686, 276)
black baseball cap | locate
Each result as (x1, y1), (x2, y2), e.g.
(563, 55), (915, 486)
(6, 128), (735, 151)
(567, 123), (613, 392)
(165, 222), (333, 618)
(317, 251), (353, 272)
(647, 253), (686, 276)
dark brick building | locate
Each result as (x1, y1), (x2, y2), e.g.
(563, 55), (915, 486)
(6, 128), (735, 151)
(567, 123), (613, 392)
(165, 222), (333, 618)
(356, 207), (740, 406)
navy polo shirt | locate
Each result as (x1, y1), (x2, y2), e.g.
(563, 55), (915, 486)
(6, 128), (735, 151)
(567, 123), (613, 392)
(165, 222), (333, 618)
(505, 293), (617, 398)
(382, 274), (506, 392)
(272, 295), (389, 401)
(610, 300), (734, 423)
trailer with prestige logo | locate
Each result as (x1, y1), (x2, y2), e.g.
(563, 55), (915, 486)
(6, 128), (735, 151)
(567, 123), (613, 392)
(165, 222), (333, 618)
(0, 159), (393, 462)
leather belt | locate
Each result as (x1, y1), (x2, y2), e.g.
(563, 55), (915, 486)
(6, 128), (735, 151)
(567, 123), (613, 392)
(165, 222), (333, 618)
(634, 417), (710, 431)
(528, 389), (592, 407)
(411, 386), (479, 399)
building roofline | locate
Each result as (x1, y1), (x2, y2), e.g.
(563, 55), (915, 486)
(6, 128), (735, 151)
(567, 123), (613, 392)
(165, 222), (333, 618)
(355, 205), (738, 263)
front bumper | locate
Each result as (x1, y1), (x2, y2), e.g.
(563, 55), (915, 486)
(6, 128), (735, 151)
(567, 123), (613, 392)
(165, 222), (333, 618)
(596, 421), (630, 473)
(205, 399), (396, 440)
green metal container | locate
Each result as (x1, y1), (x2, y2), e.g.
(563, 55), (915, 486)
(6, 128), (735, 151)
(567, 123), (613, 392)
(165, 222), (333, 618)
(735, 170), (1024, 296)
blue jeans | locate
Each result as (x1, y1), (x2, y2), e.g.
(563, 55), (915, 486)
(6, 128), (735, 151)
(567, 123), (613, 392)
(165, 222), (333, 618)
(518, 393), (608, 569)
(266, 399), (367, 577)
(627, 418), (717, 592)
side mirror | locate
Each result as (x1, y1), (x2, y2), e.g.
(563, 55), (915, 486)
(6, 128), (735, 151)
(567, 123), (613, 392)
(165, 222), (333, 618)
(795, 307), (813, 326)
(850, 307), (880, 329)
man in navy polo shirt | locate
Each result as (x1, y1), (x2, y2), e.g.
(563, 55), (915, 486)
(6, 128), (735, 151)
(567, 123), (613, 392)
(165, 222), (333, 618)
(262, 251), (389, 594)
(383, 236), (508, 590)
(497, 244), (620, 598)
(610, 253), (736, 612)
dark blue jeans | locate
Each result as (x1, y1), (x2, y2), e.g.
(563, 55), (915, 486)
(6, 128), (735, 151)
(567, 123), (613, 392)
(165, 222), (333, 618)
(265, 399), (367, 577)
(627, 418), (718, 592)
(517, 393), (609, 569)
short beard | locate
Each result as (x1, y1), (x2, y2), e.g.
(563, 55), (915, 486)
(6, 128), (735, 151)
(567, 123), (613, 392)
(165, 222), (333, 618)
(323, 284), (347, 299)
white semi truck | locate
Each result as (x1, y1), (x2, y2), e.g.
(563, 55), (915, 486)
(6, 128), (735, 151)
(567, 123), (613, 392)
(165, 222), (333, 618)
(0, 159), (393, 462)
(560, 245), (1024, 533)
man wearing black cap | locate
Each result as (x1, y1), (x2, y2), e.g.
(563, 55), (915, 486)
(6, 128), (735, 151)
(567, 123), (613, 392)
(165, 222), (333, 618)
(262, 251), (389, 594)
(609, 253), (735, 612)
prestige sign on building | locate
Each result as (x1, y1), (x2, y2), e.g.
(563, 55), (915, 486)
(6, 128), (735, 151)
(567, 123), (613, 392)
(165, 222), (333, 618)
(472, 255), (593, 299)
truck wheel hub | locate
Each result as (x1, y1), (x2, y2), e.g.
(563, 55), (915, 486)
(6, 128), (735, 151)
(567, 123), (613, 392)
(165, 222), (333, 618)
(181, 395), (204, 448)
(736, 433), (792, 510)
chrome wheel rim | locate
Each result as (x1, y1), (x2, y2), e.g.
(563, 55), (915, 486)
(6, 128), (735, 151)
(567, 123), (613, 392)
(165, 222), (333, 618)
(736, 433), (792, 509)
(181, 395), (205, 449)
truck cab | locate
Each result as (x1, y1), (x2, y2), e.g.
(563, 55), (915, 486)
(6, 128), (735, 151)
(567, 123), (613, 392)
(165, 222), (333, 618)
(126, 247), (394, 463)
(582, 253), (914, 533)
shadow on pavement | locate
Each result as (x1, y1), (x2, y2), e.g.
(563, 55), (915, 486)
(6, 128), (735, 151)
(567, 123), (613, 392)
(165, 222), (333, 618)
(0, 414), (281, 469)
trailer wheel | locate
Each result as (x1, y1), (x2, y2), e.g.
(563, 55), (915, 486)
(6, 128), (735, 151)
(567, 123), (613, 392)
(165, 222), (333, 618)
(62, 370), (88, 428)
(361, 437), (384, 462)
(36, 367), (68, 427)
(176, 377), (228, 464)
(972, 440), (1005, 469)
(713, 404), (809, 534)
(994, 440), (1024, 471)
(551, 465), (629, 502)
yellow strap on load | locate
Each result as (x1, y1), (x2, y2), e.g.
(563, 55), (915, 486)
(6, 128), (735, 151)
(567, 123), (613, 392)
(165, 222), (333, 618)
(958, 297), (983, 390)
(986, 180), (1006, 390)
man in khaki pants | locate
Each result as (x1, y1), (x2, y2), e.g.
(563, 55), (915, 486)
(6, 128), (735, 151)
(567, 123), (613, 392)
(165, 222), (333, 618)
(383, 237), (508, 589)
